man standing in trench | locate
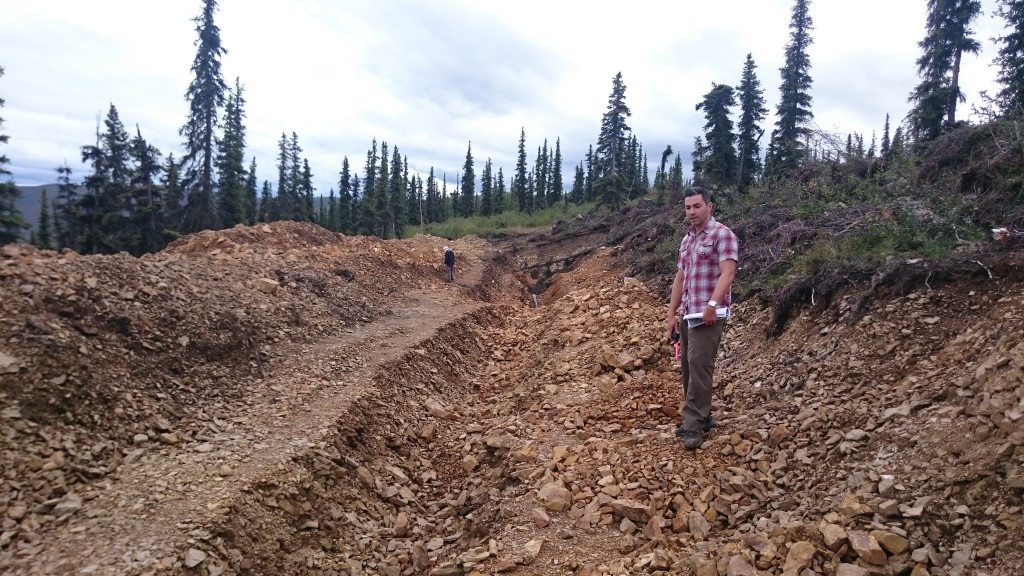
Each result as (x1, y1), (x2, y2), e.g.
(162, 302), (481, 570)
(665, 187), (738, 450)
(443, 245), (456, 282)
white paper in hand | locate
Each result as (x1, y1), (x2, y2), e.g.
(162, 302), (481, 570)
(682, 307), (730, 328)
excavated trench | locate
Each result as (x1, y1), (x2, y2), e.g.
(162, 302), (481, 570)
(201, 306), (508, 575)
(3, 225), (1023, 576)
(197, 247), (1024, 576)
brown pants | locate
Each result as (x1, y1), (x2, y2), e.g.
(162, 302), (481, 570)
(680, 319), (726, 432)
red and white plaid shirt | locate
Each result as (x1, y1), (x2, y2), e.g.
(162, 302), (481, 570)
(676, 217), (739, 315)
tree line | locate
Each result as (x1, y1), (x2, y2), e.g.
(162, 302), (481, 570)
(2, 0), (1024, 249)
(685, 0), (1024, 197)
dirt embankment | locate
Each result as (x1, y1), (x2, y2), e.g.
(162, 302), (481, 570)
(2, 219), (1023, 576)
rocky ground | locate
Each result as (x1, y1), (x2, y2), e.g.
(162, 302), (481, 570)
(1, 220), (1022, 576)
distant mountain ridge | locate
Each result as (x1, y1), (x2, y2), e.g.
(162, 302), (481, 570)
(12, 184), (53, 240)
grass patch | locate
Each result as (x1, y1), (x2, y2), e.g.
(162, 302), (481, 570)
(408, 201), (598, 239)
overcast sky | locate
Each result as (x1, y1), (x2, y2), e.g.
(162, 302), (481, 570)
(0, 0), (1008, 196)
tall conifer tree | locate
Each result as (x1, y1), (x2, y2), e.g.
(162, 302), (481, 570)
(736, 54), (767, 189)
(994, 0), (1024, 113)
(216, 78), (246, 227)
(245, 156), (258, 224)
(494, 167), (506, 213)
(768, 0), (814, 179)
(480, 158), (494, 216)
(550, 138), (564, 206)
(880, 114), (892, 156)
(129, 125), (164, 254)
(34, 189), (53, 249)
(908, 0), (981, 141)
(513, 129), (529, 212)
(338, 156), (353, 234)
(696, 83), (738, 191)
(460, 142), (475, 218)
(0, 66), (27, 244)
(180, 0), (227, 233)
(594, 72), (632, 208)
(388, 146), (404, 236)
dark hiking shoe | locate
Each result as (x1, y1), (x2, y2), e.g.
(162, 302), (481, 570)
(675, 415), (715, 437)
(704, 414), (716, 432)
(679, 429), (703, 450)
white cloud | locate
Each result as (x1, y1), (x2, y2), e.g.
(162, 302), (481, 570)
(0, 0), (1005, 197)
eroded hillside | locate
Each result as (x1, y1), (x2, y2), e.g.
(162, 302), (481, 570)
(1, 220), (1022, 576)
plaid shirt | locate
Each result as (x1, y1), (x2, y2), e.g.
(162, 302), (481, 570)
(676, 217), (739, 315)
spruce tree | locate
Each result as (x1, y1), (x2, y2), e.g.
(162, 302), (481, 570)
(570, 163), (585, 204)
(358, 141), (378, 235)
(594, 72), (633, 208)
(289, 133), (306, 220)
(301, 158), (314, 223)
(162, 154), (183, 231)
(460, 142), (475, 218)
(129, 126), (164, 254)
(273, 134), (290, 220)
(880, 114), (892, 156)
(53, 163), (78, 250)
(691, 136), (707, 183)
(908, 0), (981, 141)
(514, 129), (529, 212)
(245, 156), (258, 225)
(338, 156), (353, 233)
(216, 78), (246, 227)
(0, 66), (27, 244)
(180, 0), (227, 234)
(696, 83), (738, 191)
(480, 158), (494, 216)
(768, 0), (814, 179)
(494, 167), (506, 213)
(736, 54), (767, 189)
(622, 136), (639, 200)
(550, 138), (564, 206)
(34, 189), (53, 249)
(656, 145), (674, 192)
(995, 0), (1024, 114)
(258, 181), (272, 222)
(326, 188), (338, 231)
(426, 167), (440, 223)
(388, 146), (404, 236)
(534, 141), (548, 210)
(409, 172), (423, 228)
(641, 152), (650, 191)
(584, 145), (595, 202)
(80, 105), (132, 253)
(373, 142), (390, 237)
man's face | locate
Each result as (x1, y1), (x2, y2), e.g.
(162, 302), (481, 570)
(684, 195), (712, 229)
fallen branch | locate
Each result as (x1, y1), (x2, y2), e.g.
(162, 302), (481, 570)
(521, 244), (602, 270)
(972, 260), (993, 279)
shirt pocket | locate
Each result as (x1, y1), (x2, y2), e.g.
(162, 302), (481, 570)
(697, 241), (714, 259)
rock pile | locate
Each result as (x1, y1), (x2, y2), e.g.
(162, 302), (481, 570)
(1, 223), (1021, 576)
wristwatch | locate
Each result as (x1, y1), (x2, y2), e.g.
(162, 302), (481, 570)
(707, 300), (717, 308)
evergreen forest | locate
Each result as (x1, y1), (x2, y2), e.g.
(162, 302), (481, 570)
(1, 0), (1023, 256)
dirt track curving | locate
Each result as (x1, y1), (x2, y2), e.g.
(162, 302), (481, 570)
(2, 221), (1023, 576)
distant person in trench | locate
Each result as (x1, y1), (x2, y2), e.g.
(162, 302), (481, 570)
(664, 186), (739, 450)
(443, 245), (455, 282)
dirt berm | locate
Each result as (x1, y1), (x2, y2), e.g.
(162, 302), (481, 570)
(1, 219), (1022, 576)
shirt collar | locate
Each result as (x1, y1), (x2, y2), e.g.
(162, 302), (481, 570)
(689, 216), (718, 236)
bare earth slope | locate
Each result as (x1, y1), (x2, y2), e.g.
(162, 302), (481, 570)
(1, 221), (1023, 576)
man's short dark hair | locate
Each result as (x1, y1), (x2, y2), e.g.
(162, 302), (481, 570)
(685, 186), (713, 204)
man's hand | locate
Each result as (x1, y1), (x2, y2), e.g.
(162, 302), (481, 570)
(665, 315), (679, 340)
(702, 305), (717, 325)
